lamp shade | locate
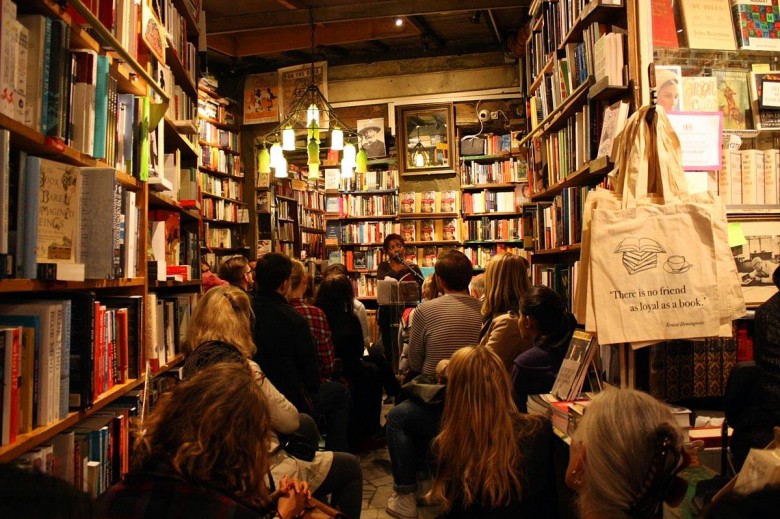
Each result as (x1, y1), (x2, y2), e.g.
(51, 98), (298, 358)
(307, 139), (321, 165)
(414, 150), (426, 167)
(282, 125), (296, 150)
(340, 159), (354, 179)
(331, 127), (344, 150)
(308, 163), (320, 178)
(270, 142), (284, 168)
(307, 103), (320, 126)
(274, 156), (288, 178)
(257, 147), (271, 174)
(342, 142), (356, 167)
(355, 148), (368, 173)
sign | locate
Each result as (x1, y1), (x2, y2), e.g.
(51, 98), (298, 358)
(666, 112), (723, 170)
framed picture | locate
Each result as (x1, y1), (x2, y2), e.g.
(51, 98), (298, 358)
(244, 72), (280, 124)
(357, 118), (386, 158)
(731, 220), (780, 305)
(278, 62), (328, 128)
(397, 103), (456, 176)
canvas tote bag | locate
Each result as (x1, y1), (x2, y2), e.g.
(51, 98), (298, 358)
(588, 106), (722, 345)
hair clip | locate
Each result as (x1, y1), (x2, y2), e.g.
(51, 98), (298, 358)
(627, 424), (686, 518)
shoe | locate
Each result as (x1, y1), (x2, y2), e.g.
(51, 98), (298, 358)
(386, 491), (418, 519)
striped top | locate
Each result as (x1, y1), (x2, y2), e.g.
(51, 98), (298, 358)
(408, 293), (483, 376)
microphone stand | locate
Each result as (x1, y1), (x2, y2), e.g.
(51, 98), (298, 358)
(393, 255), (424, 284)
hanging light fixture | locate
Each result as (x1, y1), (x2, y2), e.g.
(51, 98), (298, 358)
(274, 156), (288, 178)
(254, 9), (359, 182)
(411, 126), (428, 167)
(257, 145), (271, 174)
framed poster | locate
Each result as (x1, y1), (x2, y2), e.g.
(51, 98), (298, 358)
(357, 118), (386, 158)
(731, 220), (780, 305)
(244, 72), (280, 124)
(278, 62), (328, 127)
(397, 103), (456, 177)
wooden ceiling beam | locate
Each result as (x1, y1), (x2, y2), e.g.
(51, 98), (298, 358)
(232, 18), (420, 58)
(207, 0), (527, 35)
(408, 15), (446, 48)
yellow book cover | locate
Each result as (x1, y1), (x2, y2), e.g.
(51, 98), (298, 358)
(37, 160), (81, 264)
(679, 0), (737, 51)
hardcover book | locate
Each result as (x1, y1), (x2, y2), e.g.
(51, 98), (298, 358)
(680, 0), (737, 51)
(709, 68), (751, 129)
(681, 76), (719, 112)
(748, 71), (780, 129)
(596, 100), (629, 159)
(732, 0), (780, 51)
(400, 221), (416, 242)
(419, 220), (435, 242)
(37, 159), (82, 267)
(420, 191), (436, 213)
(440, 190), (457, 213)
(420, 246), (437, 267)
(399, 192), (416, 213)
(652, 0), (679, 49)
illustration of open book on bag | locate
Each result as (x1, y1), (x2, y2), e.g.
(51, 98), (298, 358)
(615, 237), (666, 275)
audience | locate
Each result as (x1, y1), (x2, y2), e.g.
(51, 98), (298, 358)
(512, 286), (577, 411)
(324, 263), (371, 349)
(97, 363), (311, 519)
(430, 345), (556, 518)
(469, 273), (485, 301)
(0, 463), (95, 518)
(731, 266), (780, 469)
(289, 260), (339, 381)
(398, 274), (441, 378)
(566, 389), (688, 519)
(479, 252), (532, 371)
(180, 285), (363, 518)
(201, 258), (228, 291)
(252, 253), (350, 452)
(218, 255), (254, 292)
(385, 249), (483, 519)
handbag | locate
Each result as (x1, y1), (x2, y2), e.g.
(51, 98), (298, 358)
(273, 432), (317, 462)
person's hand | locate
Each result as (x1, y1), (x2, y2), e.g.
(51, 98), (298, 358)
(276, 476), (311, 519)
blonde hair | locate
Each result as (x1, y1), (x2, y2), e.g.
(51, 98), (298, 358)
(290, 259), (306, 291)
(430, 345), (539, 512)
(572, 389), (685, 519)
(421, 274), (440, 301)
(132, 362), (272, 508)
(481, 252), (530, 317)
(182, 285), (256, 358)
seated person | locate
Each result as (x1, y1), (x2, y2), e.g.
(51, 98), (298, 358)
(218, 255), (254, 292)
(512, 286), (577, 411)
(430, 345), (557, 518)
(566, 388), (688, 519)
(201, 259), (228, 291)
(0, 463), (94, 518)
(97, 363), (311, 519)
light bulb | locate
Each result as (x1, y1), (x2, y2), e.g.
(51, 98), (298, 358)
(414, 151), (425, 167)
(270, 142), (283, 168)
(331, 127), (344, 150)
(355, 148), (368, 173)
(282, 125), (296, 150)
(257, 147), (270, 174)
(308, 163), (320, 178)
(340, 159), (354, 178)
(274, 156), (288, 178)
(342, 142), (356, 167)
(307, 103), (320, 126)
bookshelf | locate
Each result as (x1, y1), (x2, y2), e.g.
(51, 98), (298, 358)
(522, 0), (635, 305)
(197, 80), (249, 269)
(0, 0), (201, 486)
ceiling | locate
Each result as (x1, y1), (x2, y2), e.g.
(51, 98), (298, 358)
(203, 0), (531, 77)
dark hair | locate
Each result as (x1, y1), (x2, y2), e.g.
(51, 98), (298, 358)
(434, 249), (473, 292)
(323, 263), (348, 278)
(255, 252), (292, 293)
(219, 256), (249, 286)
(314, 274), (355, 335)
(520, 286), (576, 352)
(701, 484), (780, 519)
(0, 463), (95, 518)
(383, 233), (404, 253)
(774, 266), (780, 289)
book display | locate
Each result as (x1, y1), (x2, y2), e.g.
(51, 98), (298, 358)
(522, 0), (632, 306)
(0, 0), (202, 489)
(197, 77), (249, 269)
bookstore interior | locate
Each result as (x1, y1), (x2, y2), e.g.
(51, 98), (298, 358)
(1, 0), (780, 516)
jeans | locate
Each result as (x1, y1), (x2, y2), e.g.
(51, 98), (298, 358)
(313, 452), (363, 519)
(386, 399), (443, 494)
(310, 380), (350, 452)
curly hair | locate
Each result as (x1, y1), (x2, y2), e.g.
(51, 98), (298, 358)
(482, 252), (530, 317)
(131, 362), (272, 508)
(430, 345), (540, 512)
(181, 285), (256, 358)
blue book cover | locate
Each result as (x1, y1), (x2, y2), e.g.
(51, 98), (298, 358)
(92, 55), (109, 159)
(21, 156), (41, 279)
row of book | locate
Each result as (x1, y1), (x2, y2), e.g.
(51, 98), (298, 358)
(203, 224), (243, 250)
(326, 221), (400, 245)
(324, 168), (398, 192)
(197, 94), (237, 126)
(299, 207), (325, 230)
(200, 146), (241, 176)
(276, 220), (296, 243)
(462, 243), (526, 270)
(325, 193), (397, 217)
(399, 219), (459, 243)
(200, 172), (243, 201)
(399, 190), (458, 214)
(160, 0), (198, 86)
(719, 148), (780, 205)
(146, 293), (198, 371)
(292, 187), (326, 212)
(459, 157), (527, 185)
(462, 189), (520, 214)
(199, 120), (239, 149)
(462, 216), (528, 243)
(200, 197), (249, 223)
(532, 262), (579, 312)
(530, 186), (590, 251)
(461, 133), (516, 156)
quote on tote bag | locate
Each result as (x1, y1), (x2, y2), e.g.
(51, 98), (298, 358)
(588, 106), (721, 345)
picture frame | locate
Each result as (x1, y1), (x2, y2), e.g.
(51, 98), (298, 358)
(244, 72), (280, 125)
(731, 220), (780, 306)
(397, 103), (456, 176)
(357, 118), (387, 158)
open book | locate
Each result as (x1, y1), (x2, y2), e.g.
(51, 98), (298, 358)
(551, 330), (599, 401)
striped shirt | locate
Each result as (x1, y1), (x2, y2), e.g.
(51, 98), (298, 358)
(408, 293), (483, 376)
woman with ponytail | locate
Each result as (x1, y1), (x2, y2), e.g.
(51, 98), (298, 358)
(566, 388), (689, 519)
(511, 285), (577, 411)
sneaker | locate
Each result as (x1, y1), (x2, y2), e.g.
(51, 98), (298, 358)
(386, 491), (418, 519)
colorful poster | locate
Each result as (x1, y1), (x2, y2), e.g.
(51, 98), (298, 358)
(278, 62), (328, 128)
(243, 72), (280, 124)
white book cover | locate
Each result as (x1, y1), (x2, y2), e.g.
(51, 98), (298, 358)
(14, 21), (27, 123)
(0, 0), (17, 118)
(0, 129), (8, 254)
(764, 149), (779, 205)
(597, 100), (629, 159)
(18, 15), (46, 131)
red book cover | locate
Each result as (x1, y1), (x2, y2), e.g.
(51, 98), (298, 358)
(115, 309), (128, 384)
(93, 303), (103, 401)
(652, 0), (679, 49)
(2, 327), (21, 445)
(106, 310), (115, 390)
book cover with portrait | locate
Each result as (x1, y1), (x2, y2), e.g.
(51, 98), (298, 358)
(419, 219), (435, 241)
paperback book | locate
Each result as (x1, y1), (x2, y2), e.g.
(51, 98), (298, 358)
(551, 330), (599, 402)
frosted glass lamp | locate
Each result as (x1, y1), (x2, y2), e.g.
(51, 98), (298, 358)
(270, 142), (283, 169)
(355, 149), (368, 173)
(341, 159), (354, 179)
(282, 125), (296, 150)
(307, 103), (320, 126)
(257, 147), (271, 174)
(331, 127), (344, 150)
(274, 156), (288, 178)
(342, 142), (356, 166)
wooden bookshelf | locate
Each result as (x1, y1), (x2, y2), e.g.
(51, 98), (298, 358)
(530, 156), (611, 202)
(397, 212), (459, 220)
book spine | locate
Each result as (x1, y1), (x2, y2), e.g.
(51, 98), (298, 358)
(0, 0), (18, 118)
(93, 55), (109, 159)
(39, 18), (52, 133)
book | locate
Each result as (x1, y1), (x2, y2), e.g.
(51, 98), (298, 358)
(440, 190), (457, 213)
(323, 168), (340, 190)
(680, 0), (737, 50)
(79, 168), (120, 279)
(420, 191), (436, 213)
(0, 0), (17, 118)
(400, 221), (415, 242)
(404, 245), (418, 263)
(36, 159), (83, 273)
(681, 76), (719, 112)
(421, 246), (437, 267)
(652, 0), (679, 48)
(732, 0), (780, 51)
(748, 71), (780, 129)
(352, 250), (368, 270)
(0, 326), (20, 445)
(18, 15), (47, 132)
(596, 100), (629, 159)
(551, 330), (599, 401)
(709, 68), (751, 130)
(441, 218), (458, 241)
(419, 219), (435, 242)
(399, 191), (416, 213)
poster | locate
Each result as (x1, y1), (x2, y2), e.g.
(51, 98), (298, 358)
(731, 221), (780, 305)
(357, 118), (386, 158)
(243, 72), (280, 125)
(278, 62), (328, 128)
(666, 112), (723, 170)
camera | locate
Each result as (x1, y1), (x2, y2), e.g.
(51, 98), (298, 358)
(478, 109), (490, 122)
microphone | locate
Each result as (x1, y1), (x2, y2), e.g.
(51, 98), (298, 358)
(392, 253), (405, 264)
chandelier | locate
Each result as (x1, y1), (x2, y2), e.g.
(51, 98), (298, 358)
(256, 12), (367, 180)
